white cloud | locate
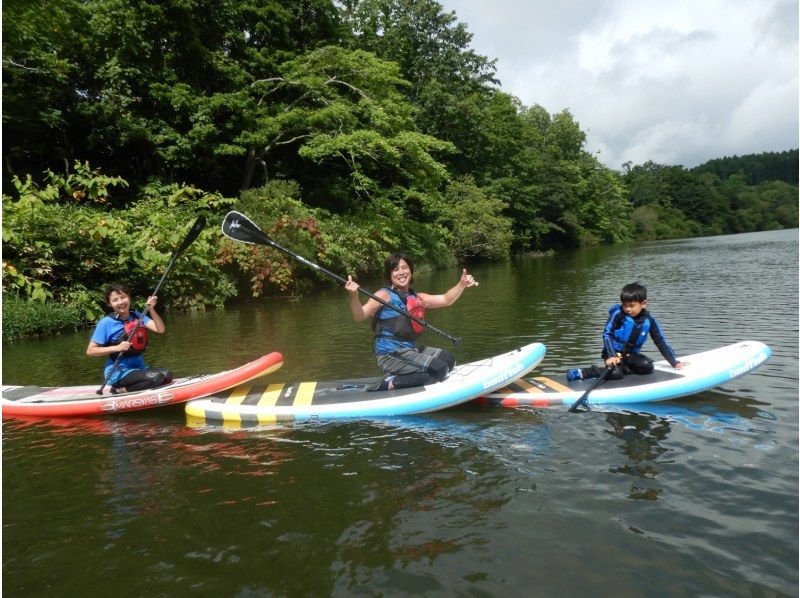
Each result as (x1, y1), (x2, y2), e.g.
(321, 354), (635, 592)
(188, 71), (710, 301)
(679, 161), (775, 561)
(440, 0), (799, 169)
(727, 76), (799, 149)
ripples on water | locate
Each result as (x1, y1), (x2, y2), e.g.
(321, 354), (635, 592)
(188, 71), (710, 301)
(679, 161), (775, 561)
(3, 230), (798, 595)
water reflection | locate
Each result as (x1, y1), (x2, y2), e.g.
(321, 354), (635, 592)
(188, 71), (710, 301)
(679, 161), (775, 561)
(603, 411), (671, 501)
(156, 418), (552, 593)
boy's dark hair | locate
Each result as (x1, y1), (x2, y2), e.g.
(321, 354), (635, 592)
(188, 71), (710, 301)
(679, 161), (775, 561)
(620, 282), (647, 303)
(384, 252), (414, 283)
(105, 282), (133, 304)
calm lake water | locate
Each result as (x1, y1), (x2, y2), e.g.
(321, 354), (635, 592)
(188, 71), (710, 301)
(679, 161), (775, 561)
(3, 229), (798, 596)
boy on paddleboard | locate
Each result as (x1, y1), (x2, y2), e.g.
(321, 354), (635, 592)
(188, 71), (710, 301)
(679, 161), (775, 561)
(568, 282), (686, 381)
(344, 253), (478, 391)
(86, 283), (173, 393)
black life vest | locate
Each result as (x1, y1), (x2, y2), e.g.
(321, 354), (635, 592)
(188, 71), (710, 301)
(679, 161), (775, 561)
(372, 288), (426, 341)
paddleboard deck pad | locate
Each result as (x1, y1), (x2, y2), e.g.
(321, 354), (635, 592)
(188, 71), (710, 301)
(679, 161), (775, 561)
(2, 352), (283, 417)
(186, 343), (546, 425)
(477, 341), (770, 407)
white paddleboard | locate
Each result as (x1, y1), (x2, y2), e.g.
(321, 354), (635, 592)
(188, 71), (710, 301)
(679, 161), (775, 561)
(479, 341), (771, 407)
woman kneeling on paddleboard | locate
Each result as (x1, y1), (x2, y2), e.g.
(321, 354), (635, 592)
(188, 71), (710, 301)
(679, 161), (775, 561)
(86, 283), (173, 393)
(344, 253), (478, 391)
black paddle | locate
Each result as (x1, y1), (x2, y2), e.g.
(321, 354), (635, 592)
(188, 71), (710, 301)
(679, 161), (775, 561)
(567, 366), (613, 412)
(96, 215), (207, 395)
(221, 210), (463, 348)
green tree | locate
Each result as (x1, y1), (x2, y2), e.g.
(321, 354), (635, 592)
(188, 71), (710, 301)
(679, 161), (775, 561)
(692, 149), (798, 185)
(340, 0), (496, 98)
(341, 0), (502, 180)
(238, 45), (455, 214)
(506, 108), (630, 249)
(428, 176), (513, 260)
(623, 156), (797, 239)
(624, 161), (670, 207)
(2, 0), (344, 196)
(2, 0), (85, 188)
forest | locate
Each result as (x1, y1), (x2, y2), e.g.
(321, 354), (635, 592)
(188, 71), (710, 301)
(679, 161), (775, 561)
(2, 0), (798, 339)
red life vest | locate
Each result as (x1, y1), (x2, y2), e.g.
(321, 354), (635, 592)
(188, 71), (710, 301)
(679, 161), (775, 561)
(108, 313), (148, 357)
(123, 318), (149, 352)
(404, 294), (425, 335)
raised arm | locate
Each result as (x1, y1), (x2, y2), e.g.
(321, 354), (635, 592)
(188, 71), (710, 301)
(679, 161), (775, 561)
(418, 269), (479, 309)
(344, 276), (388, 322)
(143, 296), (166, 333)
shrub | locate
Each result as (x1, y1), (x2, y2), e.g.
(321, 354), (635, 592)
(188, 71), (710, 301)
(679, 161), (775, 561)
(2, 294), (86, 340)
(220, 180), (454, 297)
(2, 163), (237, 327)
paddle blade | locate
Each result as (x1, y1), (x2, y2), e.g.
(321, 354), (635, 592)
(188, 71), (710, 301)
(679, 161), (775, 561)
(221, 211), (272, 246)
(179, 215), (206, 251)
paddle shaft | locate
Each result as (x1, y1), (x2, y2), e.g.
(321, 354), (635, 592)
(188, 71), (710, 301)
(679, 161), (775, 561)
(96, 216), (206, 394)
(271, 237), (462, 348)
(223, 212), (462, 348)
(567, 366), (613, 412)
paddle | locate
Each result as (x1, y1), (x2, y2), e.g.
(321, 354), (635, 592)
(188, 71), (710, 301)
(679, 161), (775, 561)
(567, 366), (613, 412)
(221, 210), (463, 348)
(96, 215), (207, 394)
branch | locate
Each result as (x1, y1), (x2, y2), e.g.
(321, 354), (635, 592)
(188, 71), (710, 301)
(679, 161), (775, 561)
(283, 90), (314, 113)
(252, 77), (289, 106)
(3, 58), (42, 72)
(325, 77), (370, 99)
(273, 134), (311, 147)
(251, 77), (286, 86)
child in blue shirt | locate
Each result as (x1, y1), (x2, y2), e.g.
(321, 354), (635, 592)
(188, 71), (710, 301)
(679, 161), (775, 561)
(570, 282), (686, 381)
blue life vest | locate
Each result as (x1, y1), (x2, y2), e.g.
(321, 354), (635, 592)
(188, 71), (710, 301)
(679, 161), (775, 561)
(607, 305), (650, 355)
(372, 288), (423, 354)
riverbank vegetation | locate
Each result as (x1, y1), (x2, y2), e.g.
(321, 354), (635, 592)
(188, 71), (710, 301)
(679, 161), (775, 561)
(3, 0), (797, 339)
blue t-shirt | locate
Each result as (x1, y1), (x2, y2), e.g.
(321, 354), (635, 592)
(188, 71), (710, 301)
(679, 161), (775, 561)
(90, 312), (151, 384)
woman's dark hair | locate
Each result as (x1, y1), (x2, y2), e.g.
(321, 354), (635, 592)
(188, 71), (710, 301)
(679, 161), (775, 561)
(620, 282), (647, 303)
(105, 283), (133, 304)
(384, 252), (414, 284)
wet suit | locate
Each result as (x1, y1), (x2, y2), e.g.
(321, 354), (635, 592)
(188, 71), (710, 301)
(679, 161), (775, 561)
(597, 305), (679, 380)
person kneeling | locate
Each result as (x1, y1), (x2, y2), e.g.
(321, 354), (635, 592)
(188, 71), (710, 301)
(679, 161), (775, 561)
(344, 253), (478, 391)
(567, 282), (686, 381)
(86, 283), (173, 393)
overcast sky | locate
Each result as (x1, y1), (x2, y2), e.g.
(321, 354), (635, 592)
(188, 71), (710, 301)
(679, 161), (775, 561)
(439, 0), (799, 170)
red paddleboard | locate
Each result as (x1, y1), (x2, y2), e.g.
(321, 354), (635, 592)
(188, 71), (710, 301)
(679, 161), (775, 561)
(2, 352), (283, 418)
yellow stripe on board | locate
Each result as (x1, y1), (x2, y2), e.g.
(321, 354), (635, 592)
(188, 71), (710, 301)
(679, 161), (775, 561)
(225, 385), (251, 406)
(257, 384), (285, 408)
(257, 414), (278, 424)
(220, 409), (243, 423)
(185, 404), (241, 424)
(293, 382), (317, 406)
(533, 377), (572, 392)
(185, 406), (206, 422)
